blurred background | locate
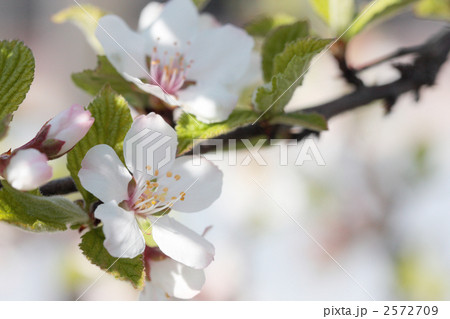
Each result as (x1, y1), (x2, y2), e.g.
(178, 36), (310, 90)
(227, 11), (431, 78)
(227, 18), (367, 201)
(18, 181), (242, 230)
(0, 0), (449, 300)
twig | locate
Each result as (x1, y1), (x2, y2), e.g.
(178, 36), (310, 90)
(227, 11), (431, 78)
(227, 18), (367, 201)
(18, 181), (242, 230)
(39, 176), (78, 196)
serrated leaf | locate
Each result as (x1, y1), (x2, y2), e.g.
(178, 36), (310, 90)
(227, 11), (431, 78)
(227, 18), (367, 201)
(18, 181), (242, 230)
(246, 14), (297, 37)
(262, 21), (310, 82)
(80, 227), (145, 289)
(72, 56), (148, 108)
(309, 0), (355, 34)
(0, 181), (89, 232)
(345, 0), (417, 39)
(254, 38), (331, 116)
(67, 85), (133, 206)
(269, 112), (328, 131)
(193, 0), (211, 10)
(0, 40), (34, 122)
(415, 0), (450, 20)
(52, 4), (107, 54)
(176, 110), (259, 156)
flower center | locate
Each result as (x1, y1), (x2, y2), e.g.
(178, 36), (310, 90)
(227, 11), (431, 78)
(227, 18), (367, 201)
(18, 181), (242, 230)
(132, 169), (186, 216)
(146, 44), (194, 95)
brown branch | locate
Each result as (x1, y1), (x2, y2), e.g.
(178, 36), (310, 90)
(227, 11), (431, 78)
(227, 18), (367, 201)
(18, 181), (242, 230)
(39, 177), (78, 196)
(303, 28), (450, 118)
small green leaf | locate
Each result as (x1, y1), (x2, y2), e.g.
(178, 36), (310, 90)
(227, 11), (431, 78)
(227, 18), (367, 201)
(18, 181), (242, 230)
(246, 14), (297, 37)
(254, 37), (331, 116)
(67, 85), (133, 206)
(309, 0), (355, 34)
(415, 0), (450, 20)
(0, 181), (89, 232)
(176, 110), (260, 155)
(345, 0), (417, 39)
(192, 0), (211, 10)
(310, 0), (331, 23)
(137, 218), (158, 247)
(80, 227), (145, 289)
(261, 21), (310, 82)
(0, 40), (34, 122)
(269, 112), (328, 131)
(72, 55), (148, 108)
(52, 4), (107, 54)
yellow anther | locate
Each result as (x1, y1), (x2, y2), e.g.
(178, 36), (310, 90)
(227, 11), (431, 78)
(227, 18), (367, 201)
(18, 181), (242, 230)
(166, 171), (172, 177)
(174, 175), (180, 181)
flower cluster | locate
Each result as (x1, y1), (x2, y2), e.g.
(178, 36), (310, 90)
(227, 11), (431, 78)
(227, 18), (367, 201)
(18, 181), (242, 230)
(0, 104), (94, 191)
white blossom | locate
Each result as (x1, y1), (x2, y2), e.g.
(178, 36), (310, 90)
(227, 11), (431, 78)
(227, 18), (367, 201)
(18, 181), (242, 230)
(78, 113), (222, 269)
(95, 0), (255, 123)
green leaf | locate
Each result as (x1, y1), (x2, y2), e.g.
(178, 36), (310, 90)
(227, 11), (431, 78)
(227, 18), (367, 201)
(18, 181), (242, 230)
(269, 112), (328, 131)
(246, 14), (297, 37)
(52, 4), (107, 54)
(0, 181), (89, 232)
(262, 21), (309, 82)
(192, 0), (211, 10)
(309, 0), (355, 34)
(0, 40), (34, 122)
(67, 85), (133, 206)
(176, 110), (260, 156)
(310, 0), (331, 23)
(80, 227), (145, 289)
(72, 55), (148, 108)
(415, 0), (450, 20)
(254, 37), (331, 116)
(345, 0), (417, 39)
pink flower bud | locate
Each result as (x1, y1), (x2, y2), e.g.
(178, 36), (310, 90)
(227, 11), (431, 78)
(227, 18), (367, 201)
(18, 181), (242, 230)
(45, 104), (94, 156)
(4, 149), (52, 191)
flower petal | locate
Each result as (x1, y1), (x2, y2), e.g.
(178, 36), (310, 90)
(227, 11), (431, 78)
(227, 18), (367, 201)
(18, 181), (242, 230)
(150, 258), (205, 299)
(79, 144), (132, 203)
(96, 15), (148, 78)
(157, 156), (223, 212)
(5, 149), (52, 191)
(229, 51), (262, 92)
(122, 73), (180, 106)
(198, 13), (220, 30)
(138, 2), (164, 32)
(142, 0), (200, 50)
(178, 83), (238, 123)
(151, 215), (215, 269)
(139, 282), (172, 301)
(123, 113), (177, 180)
(187, 25), (254, 84)
(95, 201), (145, 259)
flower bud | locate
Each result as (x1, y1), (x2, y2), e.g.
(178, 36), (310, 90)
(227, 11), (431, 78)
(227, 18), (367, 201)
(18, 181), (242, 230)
(19, 104), (94, 159)
(44, 104), (94, 157)
(3, 149), (52, 191)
